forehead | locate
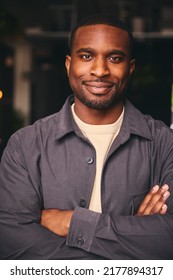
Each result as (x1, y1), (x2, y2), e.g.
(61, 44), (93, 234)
(72, 24), (130, 54)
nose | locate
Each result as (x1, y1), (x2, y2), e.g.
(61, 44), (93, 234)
(90, 57), (110, 78)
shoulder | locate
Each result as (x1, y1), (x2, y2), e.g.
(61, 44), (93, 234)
(13, 112), (58, 143)
(3, 112), (59, 161)
(3, 96), (74, 159)
(125, 99), (173, 142)
(11, 95), (73, 145)
(144, 114), (173, 142)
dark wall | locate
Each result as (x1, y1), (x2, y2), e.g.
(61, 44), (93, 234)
(128, 38), (172, 126)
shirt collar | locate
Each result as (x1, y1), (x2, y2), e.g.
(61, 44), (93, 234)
(122, 99), (153, 141)
(54, 95), (153, 141)
(54, 95), (80, 140)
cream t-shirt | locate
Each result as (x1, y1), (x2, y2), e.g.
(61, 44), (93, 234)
(71, 104), (124, 213)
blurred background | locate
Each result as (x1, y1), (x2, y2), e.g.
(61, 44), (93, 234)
(0, 0), (173, 158)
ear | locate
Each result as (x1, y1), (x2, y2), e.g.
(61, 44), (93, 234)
(65, 55), (71, 76)
(130, 59), (135, 75)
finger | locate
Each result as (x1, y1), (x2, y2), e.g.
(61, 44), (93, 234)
(150, 191), (170, 214)
(137, 184), (169, 215)
(159, 204), (168, 215)
(137, 185), (159, 214)
(141, 190), (170, 215)
(144, 191), (170, 215)
(156, 184), (169, 196)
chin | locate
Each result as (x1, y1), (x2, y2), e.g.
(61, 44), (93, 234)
(78, 92), (125, 110)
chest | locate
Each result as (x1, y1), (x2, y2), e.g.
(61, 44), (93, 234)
(36, 136), (158, 215)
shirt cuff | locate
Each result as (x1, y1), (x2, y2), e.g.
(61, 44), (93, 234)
(66, 207), (101, 252)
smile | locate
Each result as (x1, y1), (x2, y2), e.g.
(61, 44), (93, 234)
(82, 81), (116, 94)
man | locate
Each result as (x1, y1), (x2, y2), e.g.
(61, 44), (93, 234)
(0, 14), (173, 260)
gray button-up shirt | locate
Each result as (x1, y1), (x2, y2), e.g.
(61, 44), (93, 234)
(0, 95), (173, 259)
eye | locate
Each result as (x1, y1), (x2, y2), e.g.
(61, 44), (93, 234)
(80, 54), (93, 61)
(108, 56), (122, 64)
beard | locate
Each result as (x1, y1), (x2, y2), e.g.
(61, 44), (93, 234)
(75, 86), (125, 110)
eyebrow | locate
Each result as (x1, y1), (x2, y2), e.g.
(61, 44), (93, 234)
(76, 48), (94, 54)
(76, 47), (126, 57)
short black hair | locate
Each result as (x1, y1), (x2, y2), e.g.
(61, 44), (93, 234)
(69, 14), (134, 58)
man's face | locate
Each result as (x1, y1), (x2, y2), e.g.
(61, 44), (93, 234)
(65, 24), (135, 110)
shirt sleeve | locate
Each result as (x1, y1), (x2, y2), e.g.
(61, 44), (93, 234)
(67, 206), (173, 259)
(0, 135), (104, 260)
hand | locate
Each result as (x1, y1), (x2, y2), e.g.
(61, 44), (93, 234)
(41, 209), (74, 236)
(136, 184), (170, 216)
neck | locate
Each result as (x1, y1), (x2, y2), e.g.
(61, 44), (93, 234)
(73, 98), (124, 125)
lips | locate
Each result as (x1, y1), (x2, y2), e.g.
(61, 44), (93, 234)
(82, 80), (115, 95)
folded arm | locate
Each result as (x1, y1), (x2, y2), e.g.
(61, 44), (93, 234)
(41, 184), (170, 237)
(41, 184), (173, 259)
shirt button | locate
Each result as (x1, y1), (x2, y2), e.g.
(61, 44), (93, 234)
(86, 157), (94, 164)
(79, 199), (86, 208)
(77, 238), (84, 246)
